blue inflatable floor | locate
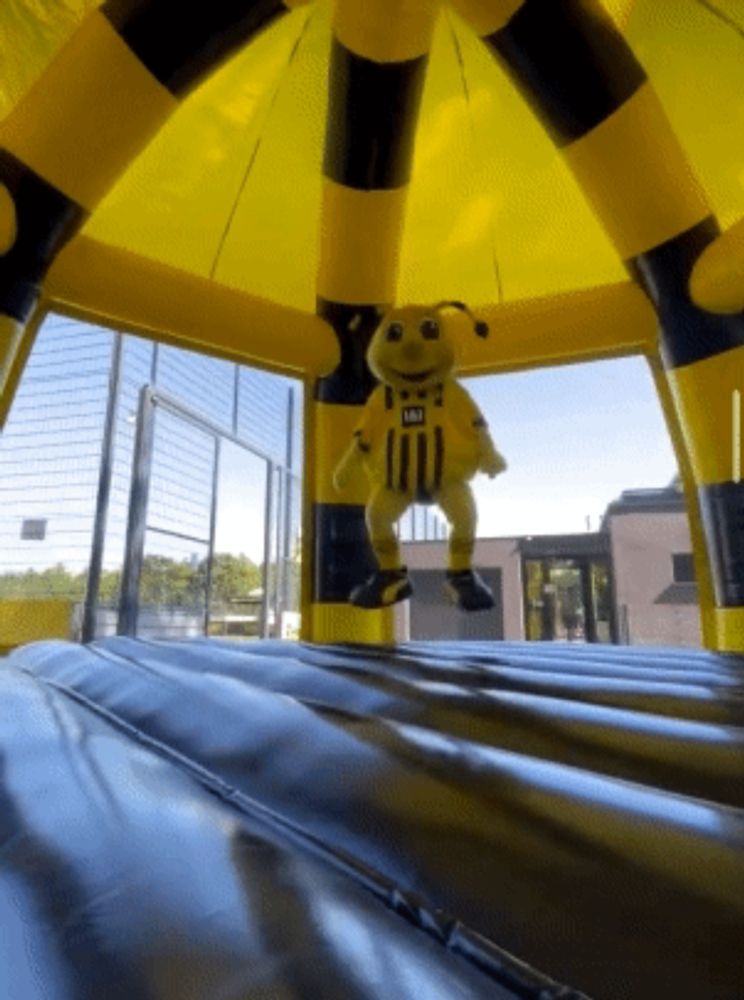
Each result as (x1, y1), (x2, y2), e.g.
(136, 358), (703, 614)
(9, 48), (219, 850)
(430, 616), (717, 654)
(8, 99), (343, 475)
(3, 638), (744, 1000)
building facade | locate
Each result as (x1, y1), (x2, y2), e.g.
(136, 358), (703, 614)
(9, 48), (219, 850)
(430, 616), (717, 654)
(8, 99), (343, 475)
(401, 486), (701, 648)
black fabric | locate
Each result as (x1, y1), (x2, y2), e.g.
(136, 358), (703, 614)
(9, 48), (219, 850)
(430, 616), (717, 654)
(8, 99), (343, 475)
(101, 0), (286, 98)
(0, 148), (86, 322)
(628, 216), (744, 369)
(399, 430), (410, 492)
(312, 502), (378, 602)
(416, 431), (428, 501)
(433, 424), (444, 490)
(485, 0), (646, 147)
(323, 39), (429, 190)
(698, 480), (744, 605)
(314, 298), (382, 405)
(5, 639), (744, 1000)
(386, 427), (394, 488)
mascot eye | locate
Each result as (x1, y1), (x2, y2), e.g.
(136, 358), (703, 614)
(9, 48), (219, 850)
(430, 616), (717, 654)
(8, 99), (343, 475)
(420, 318), (439, 340)
(385, 322), (404, 342)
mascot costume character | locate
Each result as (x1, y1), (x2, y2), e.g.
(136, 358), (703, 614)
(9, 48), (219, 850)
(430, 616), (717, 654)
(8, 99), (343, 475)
(334, 301), (507, 611)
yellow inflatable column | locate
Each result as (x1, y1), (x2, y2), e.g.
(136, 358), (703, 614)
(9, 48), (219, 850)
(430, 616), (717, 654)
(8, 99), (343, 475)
(450, 0), (744, 652)
(0, 0), (311, 425)
(304, 0), (440, 643)
(691, 216), (744, 316)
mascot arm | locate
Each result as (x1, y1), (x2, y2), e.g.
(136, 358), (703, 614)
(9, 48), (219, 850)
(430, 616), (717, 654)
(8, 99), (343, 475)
(476, 423), (507, 478)
(333, 386), (383, 493)
(333, 433), (367, 492)
(449, 382), (507, 478)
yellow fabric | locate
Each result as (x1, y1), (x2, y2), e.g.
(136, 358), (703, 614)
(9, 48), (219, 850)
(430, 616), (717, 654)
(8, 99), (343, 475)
(314, 401), (370, 504)
(0, 11), (176, 210)
(563, 83), (709, 260)
(0, 598), (73, 648)
(0, 182), (16, 253)
(85, 4), (325, 309)
(317, 181), (408, 305)
(355, 381), (486, 490)
(3, 0), (744, 650)
(0, 0), (98, 122)
(307, 602), (395, 642)
(365, 468), (479, 572)
(451, 0), (636, 36)
(47, 236), (339, 377)
(2, 0), (741, 322)
(366, 486), (409, 569)
(647, 356), (716, 648)
(447, 0), (525, 38)
(712, 608), (744, 654)
(667, 344), (744, 486)
(0, 308), (44, 427)
(690, 215), (744, 314)
(438, 481), (477, 570)
(0, 314), (23, 401)
(457, 281), (657, 375)
(333, 0), (441, 62)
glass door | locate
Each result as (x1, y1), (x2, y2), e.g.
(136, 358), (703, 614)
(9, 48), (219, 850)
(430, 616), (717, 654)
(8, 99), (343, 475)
(524, 556), (614, 642)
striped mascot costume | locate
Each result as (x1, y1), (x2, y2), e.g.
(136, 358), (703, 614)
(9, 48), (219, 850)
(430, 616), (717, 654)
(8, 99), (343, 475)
(334, 301), (507, 610)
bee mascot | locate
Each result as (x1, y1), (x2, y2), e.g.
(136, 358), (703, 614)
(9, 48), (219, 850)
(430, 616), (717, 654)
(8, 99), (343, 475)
(333, 301), (507, 611)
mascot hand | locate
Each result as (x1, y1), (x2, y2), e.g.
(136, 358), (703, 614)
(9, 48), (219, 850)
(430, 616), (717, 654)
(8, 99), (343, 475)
(481, 450), (507, 479)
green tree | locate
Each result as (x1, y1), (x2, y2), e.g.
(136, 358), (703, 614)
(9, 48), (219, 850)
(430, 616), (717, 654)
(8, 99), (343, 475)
(0, 552), (262, 611)
(208, 552), (261, 606)
(139, 554), (204, 607)
(0, 564), (85, 599)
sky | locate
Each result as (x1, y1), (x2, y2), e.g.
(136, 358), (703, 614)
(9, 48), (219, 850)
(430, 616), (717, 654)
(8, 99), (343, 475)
(462, 353), (678, 538)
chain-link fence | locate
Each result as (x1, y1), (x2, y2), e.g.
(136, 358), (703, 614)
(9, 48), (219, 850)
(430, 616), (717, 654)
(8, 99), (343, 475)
(0, 317), (113, 602)
(0, 312), (449, 645)
(0, 315), (302, 642)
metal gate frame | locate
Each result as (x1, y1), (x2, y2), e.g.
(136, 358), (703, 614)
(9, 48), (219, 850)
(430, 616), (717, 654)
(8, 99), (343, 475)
(117, 385), (294, 638)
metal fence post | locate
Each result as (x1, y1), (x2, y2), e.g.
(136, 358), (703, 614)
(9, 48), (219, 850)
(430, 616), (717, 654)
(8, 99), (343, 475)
(204, 436), (221, 635)
(82, 332), (123, 642)
(117, 385), (156, 636)
(260, 460), (274, 638)
(232, 363), (240, 436)
(282, 387), (295, 621)
(273, 466), (284, 637)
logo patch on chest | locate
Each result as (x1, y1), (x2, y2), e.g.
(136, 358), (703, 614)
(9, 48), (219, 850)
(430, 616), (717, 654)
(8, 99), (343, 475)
(402, 405), (425, 427)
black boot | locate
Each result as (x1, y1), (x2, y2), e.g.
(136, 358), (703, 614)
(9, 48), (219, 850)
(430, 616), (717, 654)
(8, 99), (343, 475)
(350, 567), (413, 608)
(445, 569), (494, 611)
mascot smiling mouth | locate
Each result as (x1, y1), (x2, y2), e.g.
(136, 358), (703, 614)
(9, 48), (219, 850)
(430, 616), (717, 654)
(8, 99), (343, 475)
(391, 367), (437, 383)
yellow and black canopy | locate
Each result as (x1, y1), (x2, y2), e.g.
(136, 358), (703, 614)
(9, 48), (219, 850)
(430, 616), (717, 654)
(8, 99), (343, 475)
(1, 0), (743, 650)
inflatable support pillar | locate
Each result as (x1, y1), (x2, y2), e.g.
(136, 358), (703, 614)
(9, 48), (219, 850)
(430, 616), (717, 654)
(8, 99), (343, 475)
(304, 0), (441, 643)
(450, 0), (744, 652)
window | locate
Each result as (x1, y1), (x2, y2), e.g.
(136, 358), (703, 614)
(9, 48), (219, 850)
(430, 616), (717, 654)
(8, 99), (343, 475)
(20, 518), (47, 541)
(672, 552), (695, 583)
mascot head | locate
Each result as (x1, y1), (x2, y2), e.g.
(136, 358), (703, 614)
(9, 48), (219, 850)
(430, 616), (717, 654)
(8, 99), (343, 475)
(363, 301), (488, 392)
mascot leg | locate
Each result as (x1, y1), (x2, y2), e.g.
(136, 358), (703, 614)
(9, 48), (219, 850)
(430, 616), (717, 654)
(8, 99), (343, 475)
(437, 482), (494, 612)
(350, 487), (412, 609)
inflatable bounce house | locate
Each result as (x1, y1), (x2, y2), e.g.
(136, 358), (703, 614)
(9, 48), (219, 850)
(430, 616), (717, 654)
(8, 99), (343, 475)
(1, 2), (743, 998)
